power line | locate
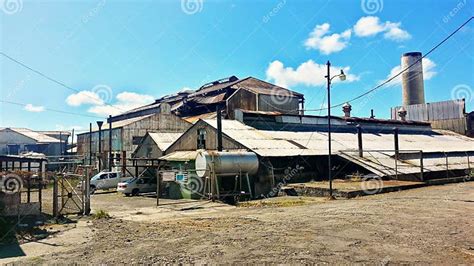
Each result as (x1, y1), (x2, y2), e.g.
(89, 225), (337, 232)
(0, 51), (125, 112)
(0, 99), (105, 119)
(304, 16), (474, 112)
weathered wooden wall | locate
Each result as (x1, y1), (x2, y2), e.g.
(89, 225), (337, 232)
(226, 89), (257, 119)
(258, 94), (300, 114)
(165, 120), (245, 153)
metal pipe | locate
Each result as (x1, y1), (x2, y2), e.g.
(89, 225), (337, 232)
(89, 123), (92, 166)
(108, 115), (113, 172)
(393, 127), (399, 180)
(326, 61), (333, 198)
(97, 121), (103, 171)
(357, 125), (363, 157)
(217, 105), (223, 152)
(59, 131), (62, 156)
(393, 128), (399, 159)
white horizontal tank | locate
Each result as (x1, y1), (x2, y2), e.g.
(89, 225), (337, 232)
(195, 151), (259, 178)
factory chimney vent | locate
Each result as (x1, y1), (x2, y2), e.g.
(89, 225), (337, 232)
(401, 52), (425, 106)
(342, 102), (352, 118)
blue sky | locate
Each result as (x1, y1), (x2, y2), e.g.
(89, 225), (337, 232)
(1, 0), (473, 133)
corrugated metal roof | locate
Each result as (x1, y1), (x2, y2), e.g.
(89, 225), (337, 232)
(0, 128), (60, 143)
(148, 132), (183, 151)
(233, 77), (304, 98)
(202, 119), (474, 157)
(159, 150), (198, 161)
(80, 114), (155, 134)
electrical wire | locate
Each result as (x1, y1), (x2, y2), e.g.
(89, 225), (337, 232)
(0, 52), (125, 112)
(0, 99), (105, 119)
(303, 16), (474, 112)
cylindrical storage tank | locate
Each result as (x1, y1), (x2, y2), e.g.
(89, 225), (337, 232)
(195, 151), (259, 178)
(401, 52), (425, 106)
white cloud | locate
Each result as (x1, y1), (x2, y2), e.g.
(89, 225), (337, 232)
(353, 16), (411, 42)
(24, 104), (45, 112)
(304, 23), (352, 55)
(66, 91), (104, 106)
(266, 60), (360, 88)
(387, 58), (437, 84)
(383, 22), (411, 41)
(87, 92), (155, 116)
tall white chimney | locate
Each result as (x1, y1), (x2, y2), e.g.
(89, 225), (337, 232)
(401, 52), (425, 106)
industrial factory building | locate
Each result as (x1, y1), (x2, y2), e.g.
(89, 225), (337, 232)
(0, 127), (70, 156)
(160, 108), (474, 198)
(76, 105), (191, 170)
(76, 76), (305, 170)
(391, 52), (474, 137)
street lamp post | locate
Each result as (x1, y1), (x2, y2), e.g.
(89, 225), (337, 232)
(325, 61), (346, 198)
(97, 121), (104, 171)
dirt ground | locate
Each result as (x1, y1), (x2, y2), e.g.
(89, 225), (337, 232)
(2, 182), (473, 264)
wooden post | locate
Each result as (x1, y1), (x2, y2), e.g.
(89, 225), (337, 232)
(419, 151), (424, 181)
(53, 176), (58, 217)
(84, 166), (91, 215)
(122, 151), (126, 176)
(27, 176), (31, 203)
(445, 153), (449, 179)
(156, 173), (160, 206)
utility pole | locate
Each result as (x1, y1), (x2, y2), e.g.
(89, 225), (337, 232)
(325, 61), (346, 199)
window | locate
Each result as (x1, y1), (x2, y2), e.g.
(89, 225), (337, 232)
(197, 128), (206, 149)
(109, 173), (117, 179)
(99, 174), (108, 180)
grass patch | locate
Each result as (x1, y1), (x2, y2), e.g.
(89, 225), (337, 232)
(92, 209), (111, 219)
(238, 197), (312, 208)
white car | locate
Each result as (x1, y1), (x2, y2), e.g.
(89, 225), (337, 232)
(117, 177), (157, 196)
(79, 171), (131, 194)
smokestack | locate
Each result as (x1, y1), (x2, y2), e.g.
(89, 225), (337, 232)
(401, 52), (425, 106)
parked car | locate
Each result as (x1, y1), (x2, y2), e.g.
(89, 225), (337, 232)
(78, 171), (131, 194)
(117, 176), (157, 196)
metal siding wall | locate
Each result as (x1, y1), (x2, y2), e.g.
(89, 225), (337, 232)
(391, 100), (465, 121)
(258, 94), (299, 114)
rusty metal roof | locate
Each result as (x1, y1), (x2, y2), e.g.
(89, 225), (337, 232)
(147, 132), (184, 151)
(201, 119), (474, 157)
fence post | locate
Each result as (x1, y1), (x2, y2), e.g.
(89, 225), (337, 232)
(53, 176), (58, 217)
(419, 151), (424, 181)
(27, 176), (31, 203)
(84, 166), (91, 215)
(156, 172), (160, 207)
(467, 152), (471, 179)
(445, 153), (449, 179)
